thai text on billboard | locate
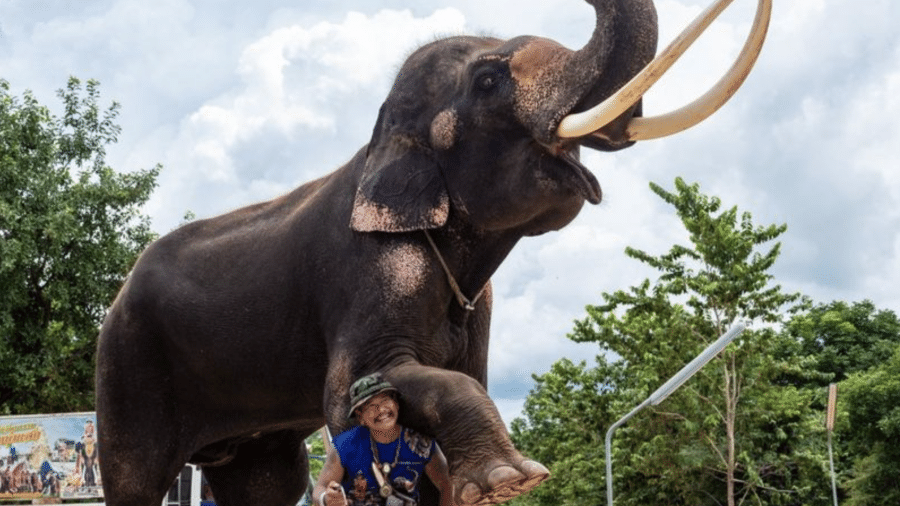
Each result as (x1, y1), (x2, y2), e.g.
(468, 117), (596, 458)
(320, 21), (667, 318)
(0, 412), (101, 501)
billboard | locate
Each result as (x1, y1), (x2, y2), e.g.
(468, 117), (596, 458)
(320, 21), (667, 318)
(0, 412), (101, 501)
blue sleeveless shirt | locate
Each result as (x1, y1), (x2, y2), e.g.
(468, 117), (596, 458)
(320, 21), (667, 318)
(333, 425), (435, 506)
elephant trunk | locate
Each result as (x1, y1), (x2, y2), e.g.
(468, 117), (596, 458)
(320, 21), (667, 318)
(562, 0), (659, 150)
(557, 0), (774, 143)
(513, 0), (657, 149)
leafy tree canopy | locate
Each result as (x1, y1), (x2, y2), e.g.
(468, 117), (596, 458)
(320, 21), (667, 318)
(841, 345), (900, 505)
(512, 178), (815, 506)
(0, 77), (159, 414)
(778, 300), (900, 387)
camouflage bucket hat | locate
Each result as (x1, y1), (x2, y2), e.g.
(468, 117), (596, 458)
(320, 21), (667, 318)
(347, 372), (398, 420)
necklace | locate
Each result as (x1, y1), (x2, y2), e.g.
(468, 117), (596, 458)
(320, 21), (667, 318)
(370, 429), (402, 497)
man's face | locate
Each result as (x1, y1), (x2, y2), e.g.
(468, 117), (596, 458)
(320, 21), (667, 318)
(356, 392), (399, 432)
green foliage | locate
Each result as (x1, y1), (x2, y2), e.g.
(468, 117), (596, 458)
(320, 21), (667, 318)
(779, 300), (900, 387)
(0, 77), (159, 414)
(511, 178), (815, 505)
(840, 346), (900, 505)
(510, 357), (633, 506)
(306, 429), (328, 480)
(773, 301), (900, 502)
(510, 177), (900, 506)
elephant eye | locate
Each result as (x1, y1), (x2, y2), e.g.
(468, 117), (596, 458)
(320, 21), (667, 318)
(474, 68), (501, 92)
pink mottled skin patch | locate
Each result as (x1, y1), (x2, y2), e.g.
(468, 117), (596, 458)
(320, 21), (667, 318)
(430, 109), (458, 151)
(378, 242), (429, 303)
(349, 193), (449, 233)
(349, 193), (405, 232)
(510, 39), (578, 134)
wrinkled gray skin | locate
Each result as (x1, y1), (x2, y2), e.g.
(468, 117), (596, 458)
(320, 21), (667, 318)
(95, 1), (657, 505)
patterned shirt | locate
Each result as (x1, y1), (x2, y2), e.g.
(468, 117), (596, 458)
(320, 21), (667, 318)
(333, 425), (435, 506)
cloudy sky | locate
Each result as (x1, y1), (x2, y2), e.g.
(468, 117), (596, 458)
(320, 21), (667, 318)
(2, 0), (898, 425)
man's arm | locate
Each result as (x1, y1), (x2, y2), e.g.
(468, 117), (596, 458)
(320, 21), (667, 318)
(312, 447), (348, 506)
(425, 443), (456, 506)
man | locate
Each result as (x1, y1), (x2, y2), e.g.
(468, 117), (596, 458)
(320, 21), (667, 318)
(314, 373), (454, 506)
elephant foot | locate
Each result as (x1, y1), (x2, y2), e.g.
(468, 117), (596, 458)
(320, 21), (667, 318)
(456, 459), (549, 505)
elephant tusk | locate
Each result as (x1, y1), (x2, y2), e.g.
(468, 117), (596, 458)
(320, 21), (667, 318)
(624, 0), (772, 140)
(556, 0), (772, 141)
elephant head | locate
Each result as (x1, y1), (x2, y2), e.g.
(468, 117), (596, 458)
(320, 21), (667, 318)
(350, 0), (771, 237)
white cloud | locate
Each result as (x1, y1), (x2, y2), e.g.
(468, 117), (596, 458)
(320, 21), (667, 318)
(138, 7), (467, 228)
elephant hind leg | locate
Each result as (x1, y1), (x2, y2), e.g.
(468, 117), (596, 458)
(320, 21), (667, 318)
(97, 382), (190, 506)
(202, 430), (309, 506)
(98, 442), (186, 506)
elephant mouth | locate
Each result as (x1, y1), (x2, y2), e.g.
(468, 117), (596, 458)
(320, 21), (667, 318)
(561, 152), (601, 205)
(551, 147), (602, 205)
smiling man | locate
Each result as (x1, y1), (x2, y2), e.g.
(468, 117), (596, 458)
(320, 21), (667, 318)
(314, 373), (455, 506)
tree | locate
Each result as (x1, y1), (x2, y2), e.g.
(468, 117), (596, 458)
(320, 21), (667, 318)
(840, 344), (900, 506)
(0, 77), (159, 414)
(774, 301), (900, 503)
(778, 300), (900, 387)
(510, 357), (634, 506)
(512, 178), (812, 505)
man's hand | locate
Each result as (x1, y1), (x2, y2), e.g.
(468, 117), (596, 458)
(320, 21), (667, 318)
(321, 481), (347, 506)
(314, 446), (349, 506)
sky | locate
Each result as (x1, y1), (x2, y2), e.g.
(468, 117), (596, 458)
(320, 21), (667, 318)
(1, 0), (899, 426)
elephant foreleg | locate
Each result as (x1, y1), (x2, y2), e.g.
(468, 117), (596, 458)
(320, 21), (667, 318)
(383, 363), (549, 506)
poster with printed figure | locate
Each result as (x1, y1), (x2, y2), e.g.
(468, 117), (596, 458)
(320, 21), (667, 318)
(0, 412), (101, 501)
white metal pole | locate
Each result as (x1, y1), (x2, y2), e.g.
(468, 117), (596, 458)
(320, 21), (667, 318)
(604, 321), (747, 506)
(828, 430), (838, 506)
(605, 399), (651, 506)
(648, 322), (747, 406)
(826, 383), (839, 506)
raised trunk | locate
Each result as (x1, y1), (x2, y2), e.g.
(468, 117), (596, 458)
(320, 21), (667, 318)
(566, 0), (658, 92)
(558, 0), (774, 142)
(520, 0), (658, 146)
(565, 0), (659, 148)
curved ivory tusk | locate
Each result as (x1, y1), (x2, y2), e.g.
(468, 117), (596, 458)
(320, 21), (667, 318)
(625, 0), (772, 140)
(557, 0), (772, 140)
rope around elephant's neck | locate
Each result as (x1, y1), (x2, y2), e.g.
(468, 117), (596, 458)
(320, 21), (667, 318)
(423, 230), (485, 311)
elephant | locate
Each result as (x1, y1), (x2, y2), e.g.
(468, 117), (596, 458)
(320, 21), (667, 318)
(95, 0), (771, 505)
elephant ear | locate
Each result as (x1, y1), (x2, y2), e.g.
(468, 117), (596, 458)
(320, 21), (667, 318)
(350, 134), (449, 233)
